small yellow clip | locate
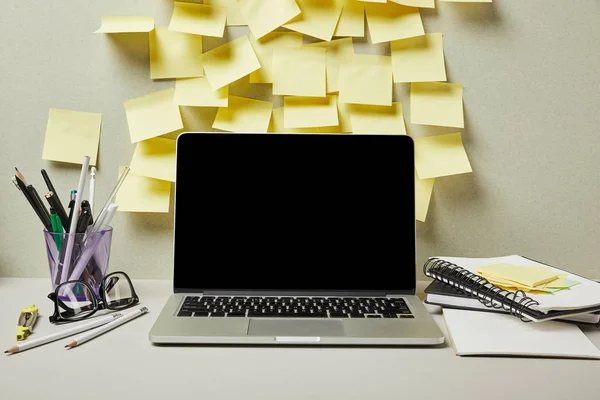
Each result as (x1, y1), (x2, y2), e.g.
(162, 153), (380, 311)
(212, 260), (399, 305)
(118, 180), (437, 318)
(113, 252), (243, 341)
(17, 304), (39, 341)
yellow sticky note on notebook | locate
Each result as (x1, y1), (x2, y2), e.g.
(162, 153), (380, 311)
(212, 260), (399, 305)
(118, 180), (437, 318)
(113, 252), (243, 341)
(123, 88), (184, 143)
(204, 0), (246, 26)
(149, 26), (204, 80)
(284, 0), (344, 42)
(306, 38), (355, 93)
(42, 109), (102, 166)
(213, 96), (273, 133)
(349, 102), (406, 134)
(410, 82), (464, 128)
(339, 54), (392, 106)
(334, 0), (365, 37)
(201, 35), (261, 90)
(249, 32), (303, 84)
(130, 137), (177, 182)
(269, 107), (320, 133)
(116, 167), (171, 213)
(415, 171), (434, 222)
(174, 77), (229, 107)
(391, 33), (447, 83)
(284, 95), (339, 129)
(95, 16), (155, 33)
(364, 2), (424, 44)
(414, 132), (472, 179)
(272, 47), (327, 97)
(477, 264), (559, 288)
(169, 2), (227, 38)
(390, 0), (436, 8)
(238, 0), (301, 39)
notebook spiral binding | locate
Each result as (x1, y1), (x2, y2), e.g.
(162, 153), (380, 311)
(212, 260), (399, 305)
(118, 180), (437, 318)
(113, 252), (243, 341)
(423, 258), (541, 322)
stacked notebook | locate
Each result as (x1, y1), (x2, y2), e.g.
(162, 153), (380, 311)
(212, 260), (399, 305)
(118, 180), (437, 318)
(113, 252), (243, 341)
(424, 255), (600, 358)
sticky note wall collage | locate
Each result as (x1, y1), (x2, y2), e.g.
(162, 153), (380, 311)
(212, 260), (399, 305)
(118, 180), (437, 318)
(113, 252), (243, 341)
(41, 0), (490, 223)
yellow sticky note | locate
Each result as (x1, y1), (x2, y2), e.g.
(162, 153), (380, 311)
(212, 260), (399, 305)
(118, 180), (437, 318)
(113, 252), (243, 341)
(284, 0), (344, 42)
(334, 0), (365, 37)
(130, 137), (177, 182)
(316, 96), (353, 133)
(284, 95), (339, 129)
(364, 2), (424, 44)
(359, 0), (387, 3)
(204, 0), (246, 26)
(349, 102), (406, 134)
(213, 96), (273, 133)
(149, 26), (204, 80)
(42, 109), (102, 166)
(95, 16), (155, 33)
(414, 132), (472, 179)
(272, 47), (327, 97)
(546, 278), (580, 289)
(201, 35), (261, 90)
(306, 38), (355, 93)
(339, 54), (392, 106)
(477, 264), (558, 288)
(269, 107), (320, 133)
(249, 32), (304, 84)
(440, 0), (492, 2)
(116, 167), (171, 213)
(391, 33), (447, 83)
(410, 82), (464, 128)
(174, 77), (229, 107)
(415, 171), (434, 222)
(168, 2), (227, 38)
(238, 0), (301, 39)
(123, 88), (184, 143)
(390, 0), (436, 8)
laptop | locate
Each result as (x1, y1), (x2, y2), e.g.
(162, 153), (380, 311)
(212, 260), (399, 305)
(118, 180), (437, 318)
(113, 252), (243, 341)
(149, 132), (445, 345)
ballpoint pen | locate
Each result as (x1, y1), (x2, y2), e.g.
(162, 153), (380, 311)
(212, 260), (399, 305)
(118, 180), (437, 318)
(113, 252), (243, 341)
(45, 191), (69, 228)
(41, 169), (60, 203)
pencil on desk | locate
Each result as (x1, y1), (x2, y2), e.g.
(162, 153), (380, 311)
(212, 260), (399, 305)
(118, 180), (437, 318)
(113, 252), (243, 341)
(65, 306), (148, 349)
(5, 312), (123, 354)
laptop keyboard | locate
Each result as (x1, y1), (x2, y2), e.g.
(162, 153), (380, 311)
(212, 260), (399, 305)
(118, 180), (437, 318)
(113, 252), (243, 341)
(177, 296), (413, 319)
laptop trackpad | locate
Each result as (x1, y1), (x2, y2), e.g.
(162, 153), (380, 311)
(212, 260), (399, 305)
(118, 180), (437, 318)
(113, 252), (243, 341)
(247, 319), (345, 337)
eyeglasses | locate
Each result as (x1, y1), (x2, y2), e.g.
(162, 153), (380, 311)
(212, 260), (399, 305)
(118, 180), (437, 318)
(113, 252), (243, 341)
(48, 271), (139, 324)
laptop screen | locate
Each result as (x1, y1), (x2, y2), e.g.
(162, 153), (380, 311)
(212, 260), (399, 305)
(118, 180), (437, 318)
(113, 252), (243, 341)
(173, 133), (416, 293)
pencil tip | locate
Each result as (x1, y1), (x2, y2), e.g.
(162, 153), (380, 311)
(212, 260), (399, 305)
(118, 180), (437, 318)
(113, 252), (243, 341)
(3, 350), (7, 353)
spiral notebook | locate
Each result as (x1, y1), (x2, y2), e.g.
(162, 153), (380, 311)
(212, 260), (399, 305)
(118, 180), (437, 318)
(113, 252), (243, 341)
(423, 255), (600, 322)
(443, 308), (600, 359)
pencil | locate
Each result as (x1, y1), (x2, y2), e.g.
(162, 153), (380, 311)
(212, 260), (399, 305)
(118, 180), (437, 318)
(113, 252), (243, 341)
(65, 306), (148, 349)
(5, 312), (123, 354)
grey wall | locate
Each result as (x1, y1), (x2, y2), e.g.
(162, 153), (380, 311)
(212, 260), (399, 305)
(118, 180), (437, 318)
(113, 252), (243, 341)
(1, 0), (599, 282)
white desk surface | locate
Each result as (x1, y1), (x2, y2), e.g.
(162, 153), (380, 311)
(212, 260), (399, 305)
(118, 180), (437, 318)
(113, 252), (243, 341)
(2, 278), (600, 400)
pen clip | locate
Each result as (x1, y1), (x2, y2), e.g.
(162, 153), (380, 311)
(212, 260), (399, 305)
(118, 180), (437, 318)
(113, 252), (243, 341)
(11, 176), (21, 191)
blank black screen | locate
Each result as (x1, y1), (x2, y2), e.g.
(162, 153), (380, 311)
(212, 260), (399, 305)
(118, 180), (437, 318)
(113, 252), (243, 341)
(173, 133), (416, 293)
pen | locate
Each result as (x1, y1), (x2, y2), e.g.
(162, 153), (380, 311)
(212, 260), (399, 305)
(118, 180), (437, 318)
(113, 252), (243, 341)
(45, 191), (69, 228)
(76, 200), (93, 234)
(49, 208), (64, 251)
(66, 190), (77, 233)
(12, 174), (52, 231)
(41, 169), (60, 203)
(28, 184), (51, 226)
